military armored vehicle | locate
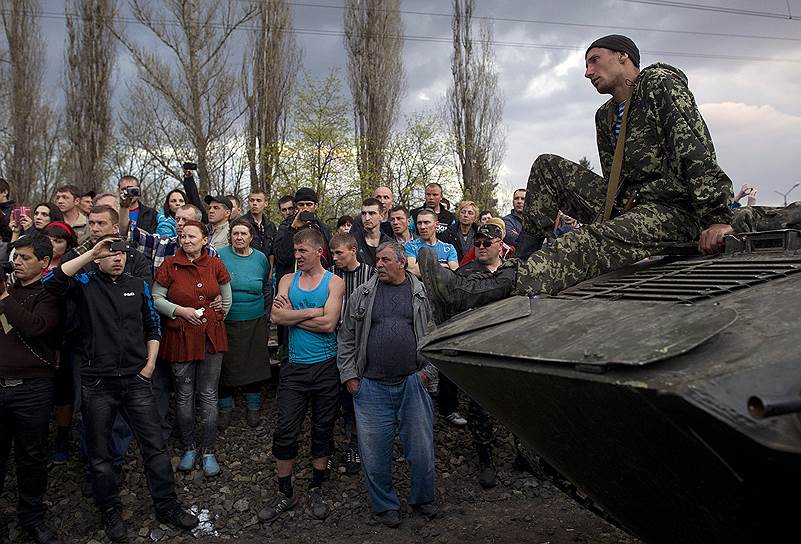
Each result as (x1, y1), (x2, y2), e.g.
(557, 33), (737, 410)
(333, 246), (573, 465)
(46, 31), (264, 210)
(420, 229), (801, 543)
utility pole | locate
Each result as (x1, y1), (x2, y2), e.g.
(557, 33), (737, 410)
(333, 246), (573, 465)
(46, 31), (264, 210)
(774, 183), (800, 207)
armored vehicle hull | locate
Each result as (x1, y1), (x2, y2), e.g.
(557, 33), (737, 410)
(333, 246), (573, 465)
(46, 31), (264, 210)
(420, 231), (801, 543)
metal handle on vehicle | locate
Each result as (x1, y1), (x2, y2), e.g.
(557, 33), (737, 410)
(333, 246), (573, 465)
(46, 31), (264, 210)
(747, 395), (801, 419)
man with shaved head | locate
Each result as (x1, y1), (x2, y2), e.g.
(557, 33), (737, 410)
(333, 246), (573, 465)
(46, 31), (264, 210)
(419, 34), (736, 322)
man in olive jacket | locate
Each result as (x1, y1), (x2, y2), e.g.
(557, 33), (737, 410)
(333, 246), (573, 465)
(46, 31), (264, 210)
(420, 34), (736, 320)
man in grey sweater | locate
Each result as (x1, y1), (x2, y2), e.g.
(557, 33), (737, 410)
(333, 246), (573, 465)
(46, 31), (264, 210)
(337, 241), (438, 528)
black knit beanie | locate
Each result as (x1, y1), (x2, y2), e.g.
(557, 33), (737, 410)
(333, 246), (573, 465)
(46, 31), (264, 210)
(586, 35), (640, 68)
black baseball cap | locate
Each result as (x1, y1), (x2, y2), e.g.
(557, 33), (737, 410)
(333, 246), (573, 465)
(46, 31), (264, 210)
(204, 195), (233, 210)
(475, 223), (503, 239)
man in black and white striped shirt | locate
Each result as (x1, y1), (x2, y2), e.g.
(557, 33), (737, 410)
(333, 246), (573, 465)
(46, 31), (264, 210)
(329, 232), (375, 475)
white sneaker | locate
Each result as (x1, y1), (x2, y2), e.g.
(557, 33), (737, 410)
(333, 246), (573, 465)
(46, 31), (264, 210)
(444, 412), (467, 427)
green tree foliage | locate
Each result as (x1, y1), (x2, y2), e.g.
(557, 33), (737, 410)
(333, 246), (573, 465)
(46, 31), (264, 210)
(277, 70), (360, 223)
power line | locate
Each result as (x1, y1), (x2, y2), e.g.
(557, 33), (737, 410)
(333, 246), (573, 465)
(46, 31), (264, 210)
(618, 0), (800, 20)
(5, 7), (801, 65)
(282, 0), (801, 43)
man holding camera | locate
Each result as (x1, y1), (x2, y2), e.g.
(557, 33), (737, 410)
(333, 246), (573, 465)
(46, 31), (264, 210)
(118, 176), (158, 234)
(0, 235), (64, 544)
(42, 237), (198, 542)
(273, 188), (333, 279)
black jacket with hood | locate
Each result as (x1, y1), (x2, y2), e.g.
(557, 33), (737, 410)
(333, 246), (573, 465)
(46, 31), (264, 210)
(42, 267), (161, 378)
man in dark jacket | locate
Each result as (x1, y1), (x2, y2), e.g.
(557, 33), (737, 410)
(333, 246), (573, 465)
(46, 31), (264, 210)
(352, 198), (393, 267)
(420, 35), (735, 321)
(62, 204), (150, 496)
(245, 189), (277, 263)
(0, 234), (64, 544)
(42, 237), (198, 543)
(273, 188), (332, 278)
(502, 188), (526, 246)
(409, 183), (456, 236)
(118, 176), (158, 234)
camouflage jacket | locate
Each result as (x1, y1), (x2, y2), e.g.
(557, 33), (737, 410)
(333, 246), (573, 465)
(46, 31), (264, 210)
(595, 63), (733, 229)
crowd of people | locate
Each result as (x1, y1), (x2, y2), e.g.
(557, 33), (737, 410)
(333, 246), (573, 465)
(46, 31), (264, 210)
(0, 170), (534, 543)
(1, 31), (772, 544)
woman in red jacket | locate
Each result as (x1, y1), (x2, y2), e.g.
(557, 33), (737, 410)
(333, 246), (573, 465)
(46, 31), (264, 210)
(152, 221), (231, 477)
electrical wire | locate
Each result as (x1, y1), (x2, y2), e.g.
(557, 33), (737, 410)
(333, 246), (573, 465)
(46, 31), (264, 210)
(618, 0), (799, 20)
(281, 0), (801, 42)
(2, 4), (799, 65)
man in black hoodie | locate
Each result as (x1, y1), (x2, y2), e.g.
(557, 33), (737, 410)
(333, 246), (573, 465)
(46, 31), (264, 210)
(42, 237), (198, 543)
(0, 234), (63, 544)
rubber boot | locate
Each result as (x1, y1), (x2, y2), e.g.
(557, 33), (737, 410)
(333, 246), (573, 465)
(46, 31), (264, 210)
(514, 230), (546, 260)
(418, 247), (516, 323)
(476, 443), (497, 489)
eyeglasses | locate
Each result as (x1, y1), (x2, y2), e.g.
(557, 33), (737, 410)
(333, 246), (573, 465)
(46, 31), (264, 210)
(473, 239), (498, 248)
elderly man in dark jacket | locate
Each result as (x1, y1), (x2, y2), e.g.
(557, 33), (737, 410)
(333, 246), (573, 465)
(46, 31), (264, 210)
(0, 234), (63, 544)
(42, 237), (198, 543)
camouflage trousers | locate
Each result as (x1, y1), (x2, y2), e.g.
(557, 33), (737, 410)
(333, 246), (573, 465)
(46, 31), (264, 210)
(510, 154), (700, 296)
(731, 202), (801, 233)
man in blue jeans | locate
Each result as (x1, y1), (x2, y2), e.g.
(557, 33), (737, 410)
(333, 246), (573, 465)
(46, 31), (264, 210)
(337, 241), (438, 528)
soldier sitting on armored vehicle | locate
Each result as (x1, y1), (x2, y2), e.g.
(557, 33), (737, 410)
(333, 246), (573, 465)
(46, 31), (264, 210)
(419, 34), (737, 321)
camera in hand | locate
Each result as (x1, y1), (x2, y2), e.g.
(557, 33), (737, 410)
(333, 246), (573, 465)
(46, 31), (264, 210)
(125, 187), (141, 197)
(299, 211), (316, 223)
(110, 241), (129, 253)
(183, 162), (197, 171)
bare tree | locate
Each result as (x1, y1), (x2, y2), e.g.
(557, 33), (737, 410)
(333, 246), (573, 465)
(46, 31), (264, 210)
(344, 0), (404, 197)
(115, 80), (194, 202)
(111, 0), (253, 194)
(242, 0), (301, 202)
(64, 0), (116, 192)
(384, 111), (459, 209)
(447, 0), (505, 209)
(0, 0), (47, 203)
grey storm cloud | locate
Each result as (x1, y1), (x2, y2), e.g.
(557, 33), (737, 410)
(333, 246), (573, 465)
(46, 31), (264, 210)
(34, 0), (801, 207)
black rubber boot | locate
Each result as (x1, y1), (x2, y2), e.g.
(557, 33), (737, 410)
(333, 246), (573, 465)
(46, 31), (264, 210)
(418, 247), (515, 323)
(476, 443), (498, 489)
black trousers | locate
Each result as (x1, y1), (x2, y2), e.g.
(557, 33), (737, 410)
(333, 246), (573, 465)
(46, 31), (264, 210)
(82, 374), (178, 515)
(0, 377), (54, 529)
(438, 374), (460, 416)
(272, 358), (340, 460)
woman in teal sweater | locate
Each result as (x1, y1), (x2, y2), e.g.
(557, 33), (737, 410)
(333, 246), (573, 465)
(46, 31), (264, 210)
(217, 218), (272, 429)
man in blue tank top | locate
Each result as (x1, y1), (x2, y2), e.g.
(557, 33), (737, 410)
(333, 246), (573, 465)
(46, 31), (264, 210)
(259, 228), (344, 523)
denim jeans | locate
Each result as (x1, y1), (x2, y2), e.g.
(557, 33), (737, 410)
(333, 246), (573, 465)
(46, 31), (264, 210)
(0, 377), (54, 528)
(81, 374), (178, 515)
(172, 352), (223, 452)
(354, 373), (436, 513)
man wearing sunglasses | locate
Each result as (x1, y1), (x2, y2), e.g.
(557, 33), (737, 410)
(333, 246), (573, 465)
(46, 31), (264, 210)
(460, 224), (504, 275)
(452, 223), (503, 488)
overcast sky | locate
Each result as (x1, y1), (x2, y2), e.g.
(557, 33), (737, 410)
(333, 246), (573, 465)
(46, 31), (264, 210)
(37, 0), (801, 209)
